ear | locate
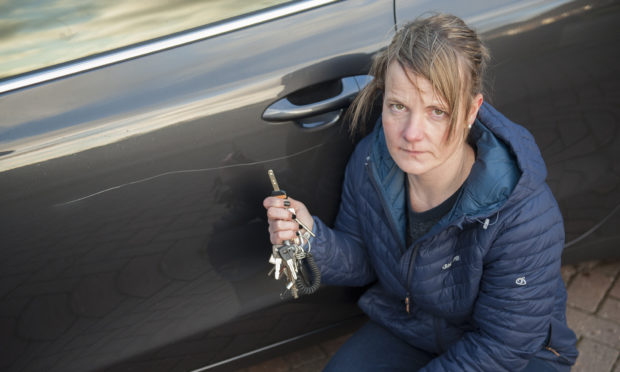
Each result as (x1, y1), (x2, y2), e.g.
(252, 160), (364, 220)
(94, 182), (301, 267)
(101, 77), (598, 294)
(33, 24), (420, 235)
(467, 93), (484, 127)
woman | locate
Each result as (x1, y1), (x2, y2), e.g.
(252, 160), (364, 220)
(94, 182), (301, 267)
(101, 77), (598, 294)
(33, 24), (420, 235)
(264, 14), (578, 371)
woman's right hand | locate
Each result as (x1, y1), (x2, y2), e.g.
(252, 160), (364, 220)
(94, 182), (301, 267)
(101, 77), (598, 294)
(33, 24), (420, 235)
(263, 196), (314, 245)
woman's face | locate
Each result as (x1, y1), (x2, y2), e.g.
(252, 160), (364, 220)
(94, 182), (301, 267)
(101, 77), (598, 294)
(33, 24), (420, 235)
(381, 61), (478, 178)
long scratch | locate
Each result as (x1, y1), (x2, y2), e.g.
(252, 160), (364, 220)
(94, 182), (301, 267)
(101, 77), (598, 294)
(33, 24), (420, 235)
(564, 202), (620, 249)
(57, 142), (325, 206)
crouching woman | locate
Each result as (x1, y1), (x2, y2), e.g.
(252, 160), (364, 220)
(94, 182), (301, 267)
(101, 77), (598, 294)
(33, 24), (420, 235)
(264, 13), (578, 371)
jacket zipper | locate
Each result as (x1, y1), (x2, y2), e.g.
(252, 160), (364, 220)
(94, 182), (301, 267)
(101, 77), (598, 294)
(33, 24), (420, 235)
(404, 243), (421, 314)
(365, 155), (465, 314)
(544, 323), (563, 358)
(365, 157), (412, 313)
(405, 292), (410, 313)
(365, 158), (406, 254)
(366, 156), (482, 316)
(546, 346), (561, 357)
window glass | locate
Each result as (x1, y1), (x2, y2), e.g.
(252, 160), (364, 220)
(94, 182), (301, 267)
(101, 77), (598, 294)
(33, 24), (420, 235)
(0, 0), (293, 79)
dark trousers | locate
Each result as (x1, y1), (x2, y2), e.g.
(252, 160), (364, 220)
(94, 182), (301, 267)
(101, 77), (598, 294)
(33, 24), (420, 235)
(323, 320), (568, 371)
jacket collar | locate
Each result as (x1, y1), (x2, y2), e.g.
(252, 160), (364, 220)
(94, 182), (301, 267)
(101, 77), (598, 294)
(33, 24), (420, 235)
(368, 103), (526, 241)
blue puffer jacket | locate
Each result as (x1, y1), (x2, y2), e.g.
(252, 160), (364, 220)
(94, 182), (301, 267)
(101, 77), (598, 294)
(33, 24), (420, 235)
(311, 103), (578, 371)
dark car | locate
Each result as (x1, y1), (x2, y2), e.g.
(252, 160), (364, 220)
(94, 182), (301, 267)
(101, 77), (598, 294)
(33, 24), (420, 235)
(1, 0), (618, 371)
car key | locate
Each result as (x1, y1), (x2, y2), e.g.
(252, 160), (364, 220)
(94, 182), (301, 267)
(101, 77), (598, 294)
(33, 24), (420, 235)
(268, 253), (282, 280)
(267, 170), (315, 237)
(268, 169), (287, 200)
(266, 169), (321, 299)
(278, 244), (298, 280)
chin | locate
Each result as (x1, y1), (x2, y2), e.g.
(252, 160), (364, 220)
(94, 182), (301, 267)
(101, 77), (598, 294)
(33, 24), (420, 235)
(393, 158), (429, 176)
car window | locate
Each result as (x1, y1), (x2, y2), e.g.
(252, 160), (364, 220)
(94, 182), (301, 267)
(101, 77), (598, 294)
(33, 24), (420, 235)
(0, 0), (292, 80)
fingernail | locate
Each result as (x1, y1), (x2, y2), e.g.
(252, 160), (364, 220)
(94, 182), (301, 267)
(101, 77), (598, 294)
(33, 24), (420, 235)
(296, 231), (301, 236)
(298, 224), (303, 230)
(283, 200), (290, 207)
(292, 213), (296, 220)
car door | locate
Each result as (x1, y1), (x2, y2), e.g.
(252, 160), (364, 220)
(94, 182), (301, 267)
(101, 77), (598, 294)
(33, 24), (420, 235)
(0, 1), (394, 371)
(395, 0), (620, 263)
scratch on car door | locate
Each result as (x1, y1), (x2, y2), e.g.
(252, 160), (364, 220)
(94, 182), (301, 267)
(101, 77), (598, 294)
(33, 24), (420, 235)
(55, 142), (325, 206)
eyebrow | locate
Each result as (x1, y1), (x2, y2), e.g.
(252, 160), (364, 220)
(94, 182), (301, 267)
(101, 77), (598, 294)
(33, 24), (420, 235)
(429, 103), (449, 111)
(384, 93), (448, 111)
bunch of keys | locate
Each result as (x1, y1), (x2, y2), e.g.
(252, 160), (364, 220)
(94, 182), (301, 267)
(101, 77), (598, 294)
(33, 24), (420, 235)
(267, 169), (320, 299)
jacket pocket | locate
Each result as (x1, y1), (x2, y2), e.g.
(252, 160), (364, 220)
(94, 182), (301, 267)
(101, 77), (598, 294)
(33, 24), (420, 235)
(543, 319), (578, 365)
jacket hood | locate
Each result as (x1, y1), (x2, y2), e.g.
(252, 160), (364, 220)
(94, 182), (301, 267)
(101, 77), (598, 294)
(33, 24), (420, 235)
(474, 102), (548, 208)
(369, 102), (546, 239)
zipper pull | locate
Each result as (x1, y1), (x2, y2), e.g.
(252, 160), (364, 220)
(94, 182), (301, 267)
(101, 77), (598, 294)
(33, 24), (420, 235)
(405, 292), (410, 314)
(545, 346), (560, 357)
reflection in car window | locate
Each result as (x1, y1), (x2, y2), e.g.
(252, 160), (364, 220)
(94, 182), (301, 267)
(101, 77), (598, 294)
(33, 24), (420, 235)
(0, 0), (292, 80)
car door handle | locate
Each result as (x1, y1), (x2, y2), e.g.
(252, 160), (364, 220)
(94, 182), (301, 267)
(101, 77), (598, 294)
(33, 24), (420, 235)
(262, 75), (372, 130)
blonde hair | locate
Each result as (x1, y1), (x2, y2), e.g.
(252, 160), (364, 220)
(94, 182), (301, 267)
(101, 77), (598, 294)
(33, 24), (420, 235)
(348, 13), (489, 140)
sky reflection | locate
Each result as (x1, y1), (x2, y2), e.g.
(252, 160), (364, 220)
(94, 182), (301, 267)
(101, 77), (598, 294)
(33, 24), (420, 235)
(0, 0), (290, 79)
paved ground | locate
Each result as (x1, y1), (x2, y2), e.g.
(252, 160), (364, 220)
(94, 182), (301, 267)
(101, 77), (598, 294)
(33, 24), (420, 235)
(234, 259), (620, 371)
(564, 260), (620, 372)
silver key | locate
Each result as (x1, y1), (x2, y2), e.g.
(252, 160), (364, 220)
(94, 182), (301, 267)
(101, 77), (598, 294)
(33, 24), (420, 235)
(267, 255), (276, 277)
(268, 252), (283, 280)
(278, 244), (298, 280)
(274, 257), (282, 280)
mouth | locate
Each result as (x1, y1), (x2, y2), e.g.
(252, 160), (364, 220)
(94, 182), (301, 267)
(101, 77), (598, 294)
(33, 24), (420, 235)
(400, 148), (425, 155)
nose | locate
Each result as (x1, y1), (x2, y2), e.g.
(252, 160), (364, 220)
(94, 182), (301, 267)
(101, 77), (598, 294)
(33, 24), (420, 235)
(402, 112), (424, 142)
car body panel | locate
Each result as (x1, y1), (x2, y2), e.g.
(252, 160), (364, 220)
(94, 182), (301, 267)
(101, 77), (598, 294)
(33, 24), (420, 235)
(0, 0), (618, 371)
(0, 1), (392, 371)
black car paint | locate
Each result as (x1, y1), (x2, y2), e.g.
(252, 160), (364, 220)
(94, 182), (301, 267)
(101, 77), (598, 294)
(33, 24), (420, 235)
(398, 0), (620, 263)
(481, 1), (620, 263)
(0, 1), (391, 371)
(0, 0), (618, 371)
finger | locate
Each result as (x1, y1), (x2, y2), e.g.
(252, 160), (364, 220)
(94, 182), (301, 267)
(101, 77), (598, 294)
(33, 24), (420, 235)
(268, 220), (299, 234)
(271, 230), (297, 244)
(286, 197), (305, 211)
(263, 196), (292, 209)
(267, 206), (293, 221)
(282, 198), (312, 229)
(269, 219), (299, 233)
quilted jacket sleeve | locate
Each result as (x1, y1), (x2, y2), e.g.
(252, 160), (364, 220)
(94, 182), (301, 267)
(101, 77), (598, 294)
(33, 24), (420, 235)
(421, 185), (566, 371)
(310, 138), (376, 287)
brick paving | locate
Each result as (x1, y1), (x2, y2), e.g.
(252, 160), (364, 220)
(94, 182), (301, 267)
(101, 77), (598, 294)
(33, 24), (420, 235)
(566, 260), (620, 372)
(236, 260), (620, 371)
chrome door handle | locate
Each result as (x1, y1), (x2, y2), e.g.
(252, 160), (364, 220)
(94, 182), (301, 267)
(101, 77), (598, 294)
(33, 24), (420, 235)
(262, 75), (372, 125)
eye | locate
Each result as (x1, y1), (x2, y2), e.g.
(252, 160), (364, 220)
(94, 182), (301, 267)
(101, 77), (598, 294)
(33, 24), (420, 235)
(392, 103), (406, 112)
(431, 108), (446, 117)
